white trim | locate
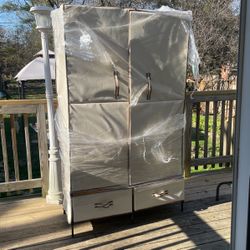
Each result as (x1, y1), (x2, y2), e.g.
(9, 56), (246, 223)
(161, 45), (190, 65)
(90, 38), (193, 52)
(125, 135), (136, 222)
(231, 0), (250, 248)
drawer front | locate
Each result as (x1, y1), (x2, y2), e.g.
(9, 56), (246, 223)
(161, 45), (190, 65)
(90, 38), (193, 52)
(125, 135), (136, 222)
(134, 179), (184, 211)
(72, 189), (132, 222)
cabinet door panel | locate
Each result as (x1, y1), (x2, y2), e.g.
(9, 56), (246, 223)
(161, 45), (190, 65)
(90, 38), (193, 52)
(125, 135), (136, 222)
(64, 6), (129, 103)
(130, 101), (184, 185)
(130, 11), (189, 103)
(69, 103), (129, 190)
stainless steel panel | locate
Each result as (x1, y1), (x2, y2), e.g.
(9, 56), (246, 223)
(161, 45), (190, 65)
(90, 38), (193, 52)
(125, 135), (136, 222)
(134, 179), (184, 211)
(72, 189), (132, 222)
(63, 6), (129, 103)
(69, 103), (129, 190)
(130, 11), (189, 103)
(130, 101), (184, 185)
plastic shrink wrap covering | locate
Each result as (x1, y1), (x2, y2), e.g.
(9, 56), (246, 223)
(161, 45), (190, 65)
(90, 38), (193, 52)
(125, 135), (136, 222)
(51, 5), (199, 223)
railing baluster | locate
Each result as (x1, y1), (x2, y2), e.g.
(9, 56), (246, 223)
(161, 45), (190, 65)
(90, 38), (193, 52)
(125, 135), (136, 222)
(24, 114), (32, 180)
(226, 100), (233, 167)
(10, 114), (20, 181)
(184, 96), (192, 178)
(194, 103), (200, 170)
(0, 114), (9, 182)
(212, 101), (218, 168)
(219, 100), (225, 167)
(203, 101), (209, 169)
(36, 104), (49, 196)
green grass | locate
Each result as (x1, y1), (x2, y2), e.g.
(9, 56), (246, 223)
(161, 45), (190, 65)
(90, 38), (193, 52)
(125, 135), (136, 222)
(191, 164), (226, 174)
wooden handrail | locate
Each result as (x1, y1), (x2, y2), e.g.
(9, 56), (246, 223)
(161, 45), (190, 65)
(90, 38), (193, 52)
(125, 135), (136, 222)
(186, 90), (237, 102)
(187, 90), (236, 97)
(0, 99), (57, 106)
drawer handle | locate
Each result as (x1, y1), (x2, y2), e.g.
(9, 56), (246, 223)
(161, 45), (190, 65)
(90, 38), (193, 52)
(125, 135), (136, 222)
(146, 72), (152, 100)
(152, 190), (169, 198)
(113, 70), (119, 99)
(94, 201), (113, 208)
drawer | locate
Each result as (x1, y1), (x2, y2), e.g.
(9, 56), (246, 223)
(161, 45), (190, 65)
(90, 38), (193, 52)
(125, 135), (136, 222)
(134, 179), (184, 211)
(72, 189), (132, 222)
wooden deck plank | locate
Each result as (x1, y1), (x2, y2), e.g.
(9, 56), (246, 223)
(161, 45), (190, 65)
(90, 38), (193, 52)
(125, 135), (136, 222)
(0, 199), (231, 250)
(0, 171), (232, 250)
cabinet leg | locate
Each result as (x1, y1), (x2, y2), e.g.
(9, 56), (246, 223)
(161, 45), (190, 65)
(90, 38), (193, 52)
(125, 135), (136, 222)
(71, 199), (75, 238)
(71, 223), (74, 238)
(181, 201), (184, 212)
(71, 217), (74, 238)
(130, 211), (135, 224)
(131, 189), (135, 223)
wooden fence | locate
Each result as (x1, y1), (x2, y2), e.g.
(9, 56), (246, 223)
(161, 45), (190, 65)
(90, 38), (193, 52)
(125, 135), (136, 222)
(184, 90), (237, 177)
(0, 91), (236, 195)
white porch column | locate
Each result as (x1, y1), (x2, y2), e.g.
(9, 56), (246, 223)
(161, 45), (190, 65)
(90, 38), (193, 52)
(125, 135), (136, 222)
(41, 32), (62, 204)
(30, 6), (62, 204)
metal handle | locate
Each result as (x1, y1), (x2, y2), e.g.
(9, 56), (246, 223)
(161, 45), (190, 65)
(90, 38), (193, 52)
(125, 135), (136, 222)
(152, 190), (169, 198)
(146, 72), (152, 100)
(94, 200), (113, 208)
(114, 70), (119, 99)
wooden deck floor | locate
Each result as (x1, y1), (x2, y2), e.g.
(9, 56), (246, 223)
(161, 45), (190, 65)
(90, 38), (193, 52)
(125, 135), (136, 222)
(0, 170), (232, 250)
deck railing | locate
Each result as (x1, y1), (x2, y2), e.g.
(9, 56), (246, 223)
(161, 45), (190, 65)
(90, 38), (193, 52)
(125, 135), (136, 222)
(0, 91), (236, 195)
(0, 100), (49, 196)
(184, 90), (237, 177)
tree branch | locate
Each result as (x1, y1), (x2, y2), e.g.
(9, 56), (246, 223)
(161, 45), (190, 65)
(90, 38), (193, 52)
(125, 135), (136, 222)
(47, 0), (56, 8)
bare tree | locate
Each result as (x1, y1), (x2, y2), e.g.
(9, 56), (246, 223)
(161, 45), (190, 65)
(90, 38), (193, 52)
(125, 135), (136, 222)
(160, 0), (240, 73)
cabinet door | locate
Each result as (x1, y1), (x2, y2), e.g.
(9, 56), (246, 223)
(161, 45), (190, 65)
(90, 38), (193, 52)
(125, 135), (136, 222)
(69, 103), (129, 191)
(64, 6), (129, 103)
(129, 11), (189, 103)
(130, 101), (184, 185)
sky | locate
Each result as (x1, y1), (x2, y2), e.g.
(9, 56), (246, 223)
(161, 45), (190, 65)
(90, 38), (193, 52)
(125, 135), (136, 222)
(0, 0), (22, 29)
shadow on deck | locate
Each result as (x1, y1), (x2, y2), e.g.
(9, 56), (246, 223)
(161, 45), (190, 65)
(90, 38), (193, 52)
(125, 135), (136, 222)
(0, 170), (232, 250)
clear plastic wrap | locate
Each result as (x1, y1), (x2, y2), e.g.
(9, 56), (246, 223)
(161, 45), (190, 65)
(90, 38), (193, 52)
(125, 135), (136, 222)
(51, 5), (199, 223)
(55, 102), (185, 191)
(155, 6), (200, 79)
